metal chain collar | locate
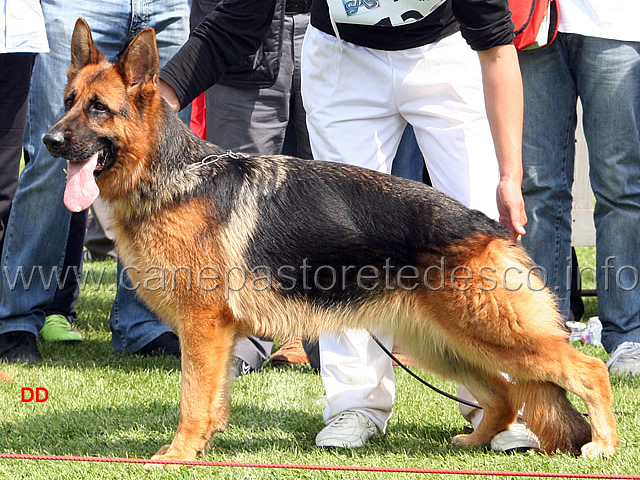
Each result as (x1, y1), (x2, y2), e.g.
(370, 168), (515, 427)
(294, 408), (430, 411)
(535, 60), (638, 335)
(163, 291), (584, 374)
(186, 150), (249, 172)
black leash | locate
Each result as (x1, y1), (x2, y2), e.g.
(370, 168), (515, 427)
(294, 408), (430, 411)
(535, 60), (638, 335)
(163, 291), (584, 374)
(368, 331), (482, 410)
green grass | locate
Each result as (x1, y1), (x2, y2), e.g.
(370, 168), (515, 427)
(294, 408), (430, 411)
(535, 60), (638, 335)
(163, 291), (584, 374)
(2, 255), (639, 479)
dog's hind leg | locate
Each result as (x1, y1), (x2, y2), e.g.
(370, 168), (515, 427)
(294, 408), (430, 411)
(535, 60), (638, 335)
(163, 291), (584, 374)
(449, 368), (518, 448)
(562, 352), (619, 458)
(401, 341), (518, 449)
(151, 306), (236, 462)
(512, 342), (618, 458)
(450, 326), (617, 457)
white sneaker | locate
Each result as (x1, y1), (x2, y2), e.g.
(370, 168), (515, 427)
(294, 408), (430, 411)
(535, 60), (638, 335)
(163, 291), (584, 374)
(490, 424), (540, 453)
(315, 411), (379, 448)
(606, 341), (640, 375)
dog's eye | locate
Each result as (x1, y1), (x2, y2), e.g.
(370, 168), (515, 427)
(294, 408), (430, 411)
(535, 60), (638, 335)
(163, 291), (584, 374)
(93, 102), (109, 113)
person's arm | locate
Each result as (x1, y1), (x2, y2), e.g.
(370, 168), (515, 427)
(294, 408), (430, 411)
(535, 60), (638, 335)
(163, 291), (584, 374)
(159, 0), (277, 111)
(451, 0), (527, 240)
(477, 44), (527, 241)
(159, 79), (181, 112)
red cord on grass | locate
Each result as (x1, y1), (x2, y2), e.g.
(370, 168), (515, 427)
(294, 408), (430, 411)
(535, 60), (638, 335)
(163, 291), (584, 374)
(1, 453), (639, 479)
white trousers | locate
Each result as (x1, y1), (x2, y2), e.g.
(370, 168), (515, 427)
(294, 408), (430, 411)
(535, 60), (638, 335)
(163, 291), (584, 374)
(301, 26), (500, 431)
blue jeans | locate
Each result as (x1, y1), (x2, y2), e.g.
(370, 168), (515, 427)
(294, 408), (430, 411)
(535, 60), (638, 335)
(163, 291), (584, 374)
(110, 264), (175, 353)
(519, 33), (640, 353)
(0, 0), (190, 346)
(390, 126), (424, 183)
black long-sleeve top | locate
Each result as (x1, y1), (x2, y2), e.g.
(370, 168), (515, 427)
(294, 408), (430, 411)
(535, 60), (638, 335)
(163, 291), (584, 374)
(160, 0), (278, 109)
(159, 0), (514, 109)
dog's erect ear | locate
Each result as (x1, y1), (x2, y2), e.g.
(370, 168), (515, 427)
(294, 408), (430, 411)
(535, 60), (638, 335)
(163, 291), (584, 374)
(117, 28), (159, 87)
(68, 18), (104, 80)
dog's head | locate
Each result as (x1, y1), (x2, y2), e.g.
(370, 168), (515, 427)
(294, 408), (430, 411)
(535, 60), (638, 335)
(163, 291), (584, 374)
(44, 18), (160, 212)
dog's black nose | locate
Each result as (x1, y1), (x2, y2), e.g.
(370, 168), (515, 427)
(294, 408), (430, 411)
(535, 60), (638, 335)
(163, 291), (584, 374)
(43, 130), (65, 153)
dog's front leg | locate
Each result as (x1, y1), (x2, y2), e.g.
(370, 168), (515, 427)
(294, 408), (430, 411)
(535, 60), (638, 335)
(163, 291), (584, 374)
(151, 308), (236, 463)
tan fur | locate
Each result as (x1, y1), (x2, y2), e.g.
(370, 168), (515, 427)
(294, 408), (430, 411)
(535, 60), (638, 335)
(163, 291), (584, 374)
(48, 19), (619, 463)
(0, 370), (12, 383)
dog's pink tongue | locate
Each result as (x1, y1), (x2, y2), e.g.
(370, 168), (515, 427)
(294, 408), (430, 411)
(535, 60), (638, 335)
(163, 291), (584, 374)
(64, 152), (100, 212)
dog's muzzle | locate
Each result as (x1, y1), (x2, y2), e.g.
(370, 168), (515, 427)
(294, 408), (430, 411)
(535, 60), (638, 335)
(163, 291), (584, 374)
(43, 129), (66, 157)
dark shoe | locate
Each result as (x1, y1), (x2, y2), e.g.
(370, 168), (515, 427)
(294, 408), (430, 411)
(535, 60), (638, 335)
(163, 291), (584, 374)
(136, 332), (180, 358)
(233, 356), (256, 378)
(0, 331), (42, 363)
(270, 337), (309, 366)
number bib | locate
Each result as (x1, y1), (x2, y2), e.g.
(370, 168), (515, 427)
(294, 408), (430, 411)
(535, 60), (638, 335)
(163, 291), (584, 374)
(326, 0), (447, 27)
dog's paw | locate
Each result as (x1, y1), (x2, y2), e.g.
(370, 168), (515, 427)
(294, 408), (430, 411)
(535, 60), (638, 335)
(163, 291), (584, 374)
(153, 444), (172, 457)
(581, 441), (616, 459)
(144, 445), (193, 470)
(451, 433), (487, 448)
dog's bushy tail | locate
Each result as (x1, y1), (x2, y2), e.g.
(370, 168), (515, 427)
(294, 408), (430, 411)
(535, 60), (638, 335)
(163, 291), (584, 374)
(513, 381), (592, 454)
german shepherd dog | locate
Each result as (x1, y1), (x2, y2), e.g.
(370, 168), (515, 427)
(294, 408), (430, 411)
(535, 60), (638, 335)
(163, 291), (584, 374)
(44, 18), (618, 462)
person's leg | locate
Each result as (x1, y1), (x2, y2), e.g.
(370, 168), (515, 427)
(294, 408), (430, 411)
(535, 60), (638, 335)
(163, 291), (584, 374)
(390, 126), (424, 183)
(205, 14), (313, 370)
(41, 210), (86, 342)
(304, 32), (471, 447)
(204, 15), (299, 156)
(266, 13), (317, 369)
(401, 32), (538, 451)
(287, 13), (312, 160)
(39, 3), (172, 343)
(280, 118), (298, 157)
(204, 16), (311, 158)
(0, 53), (34, 253)
(110, 262), (178, 356)
(0, 0), (133, 358)
(316, 330), (396, 437)
(401, 32), (499, 217)
(518, 36), (578, 319)
(302, 28), (405, 169)
(147, 0), (193, 125)
(206, 22), (292, 155)
(233, 337), (273, 375)
(0, 52), (38, 361)
(302, 26), (405, 443)
(573, 36), (640, 360)
(457, 384), (540, 453)
(107, 0), (191, 354)
(569, 247), (584, 321)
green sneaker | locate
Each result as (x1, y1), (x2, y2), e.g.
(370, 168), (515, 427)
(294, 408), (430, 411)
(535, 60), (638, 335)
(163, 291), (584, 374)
(41, 315), (83, 343)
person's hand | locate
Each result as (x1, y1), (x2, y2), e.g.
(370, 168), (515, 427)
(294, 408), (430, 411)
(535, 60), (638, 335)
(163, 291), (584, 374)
(496, 177), (527, 242)
(159, 79), (181, 112)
